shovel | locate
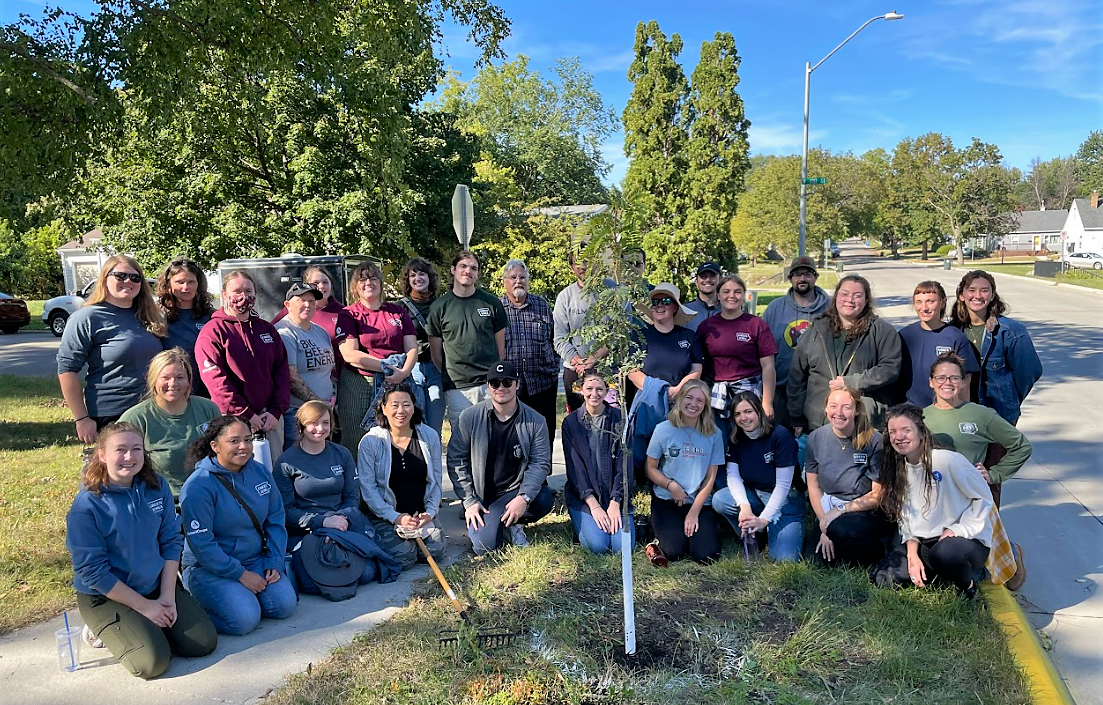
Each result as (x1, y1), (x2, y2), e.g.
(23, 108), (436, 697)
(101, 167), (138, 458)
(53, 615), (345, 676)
(396, 524), (519, 649)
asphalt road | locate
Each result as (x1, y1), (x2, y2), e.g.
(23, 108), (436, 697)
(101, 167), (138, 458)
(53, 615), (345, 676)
(840, 241), (1103, 704)
(0, 330), (61, 378)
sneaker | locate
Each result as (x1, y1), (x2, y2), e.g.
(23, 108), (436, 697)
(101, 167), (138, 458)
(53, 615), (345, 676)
(645, 540), (668, 567)
(82, 624), (105, 649)
(507, 524), (530, 548)
(1005, 543), (1027, 591)
(961, 581), (979, 601)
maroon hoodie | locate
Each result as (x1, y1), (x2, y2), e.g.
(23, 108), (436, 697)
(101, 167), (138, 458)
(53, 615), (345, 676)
(194, 309), (291, 418)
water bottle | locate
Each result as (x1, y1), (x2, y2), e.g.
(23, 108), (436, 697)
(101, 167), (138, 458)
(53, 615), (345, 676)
(252, 432), (273, 471)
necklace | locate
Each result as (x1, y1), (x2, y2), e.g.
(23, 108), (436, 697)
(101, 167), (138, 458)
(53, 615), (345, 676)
(831, 429), (850, 452)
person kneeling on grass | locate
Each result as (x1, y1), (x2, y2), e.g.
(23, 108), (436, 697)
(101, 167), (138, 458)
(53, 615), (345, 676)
(874, 404), (994, 599)
(645, 379), (725, 566)
(66, 423), (217, 679)
(358, 384), (449, 567)
(712, 392), (804, 562)
(180, 416), (297, 635)
(447, 361), (554, 555)
(562, 371), (633, 554)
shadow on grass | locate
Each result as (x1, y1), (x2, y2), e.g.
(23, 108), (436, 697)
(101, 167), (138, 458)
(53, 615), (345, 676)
(0, 421), (74, 452)
(0, 375), (61, 402)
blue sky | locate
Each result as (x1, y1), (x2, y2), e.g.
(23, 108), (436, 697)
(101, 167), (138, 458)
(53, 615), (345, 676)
(7, 0), (1100, 186)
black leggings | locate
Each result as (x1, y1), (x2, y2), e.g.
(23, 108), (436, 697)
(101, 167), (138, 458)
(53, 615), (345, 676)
(824, 509), (895, 567)
(650, 494), (721, 564)
(878, 537), (989, 591)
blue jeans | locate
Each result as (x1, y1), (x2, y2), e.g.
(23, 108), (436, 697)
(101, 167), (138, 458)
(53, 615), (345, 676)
(568, 506), (635, 554)
(283, 406), (300, 451)
(410, 361), (444, 438)
(183, 566), (297, 636)
(468, 486), (554, 555)
(712, 486), (806, 562)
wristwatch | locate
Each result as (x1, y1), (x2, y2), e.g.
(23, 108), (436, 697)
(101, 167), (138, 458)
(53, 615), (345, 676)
(520, 492), (533, 504)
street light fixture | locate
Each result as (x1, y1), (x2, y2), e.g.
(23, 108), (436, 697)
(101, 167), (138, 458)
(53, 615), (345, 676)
(798, 11), (904, 257)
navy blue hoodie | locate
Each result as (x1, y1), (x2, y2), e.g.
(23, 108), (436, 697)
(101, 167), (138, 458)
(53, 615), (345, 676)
(66, 475), (182, 597)
(180, 456), (288, 579)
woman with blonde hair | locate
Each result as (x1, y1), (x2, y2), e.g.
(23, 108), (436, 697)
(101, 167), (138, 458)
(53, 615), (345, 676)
(644, 379), (725, 565)
(120, 348), (221, 496)
(805, 386), (894, 567)
(58, 255), (166, 443)
(66, 423), (217, 678)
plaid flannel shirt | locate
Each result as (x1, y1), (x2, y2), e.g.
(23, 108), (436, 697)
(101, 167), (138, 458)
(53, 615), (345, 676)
(501, 293), (559, 395)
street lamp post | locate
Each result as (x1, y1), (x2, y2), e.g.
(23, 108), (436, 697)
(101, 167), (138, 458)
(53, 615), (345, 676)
(799, 11), (904, 257)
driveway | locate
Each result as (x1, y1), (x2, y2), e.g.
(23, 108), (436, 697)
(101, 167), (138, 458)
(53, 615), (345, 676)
(840, 242), (1103, 705)
(0, 330), (60, 378)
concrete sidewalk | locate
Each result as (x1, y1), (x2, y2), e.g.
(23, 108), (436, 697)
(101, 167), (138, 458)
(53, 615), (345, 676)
(0, 440), (570, 705)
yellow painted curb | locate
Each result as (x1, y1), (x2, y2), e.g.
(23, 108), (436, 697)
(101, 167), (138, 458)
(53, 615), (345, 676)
(982, 583), (1076, 705)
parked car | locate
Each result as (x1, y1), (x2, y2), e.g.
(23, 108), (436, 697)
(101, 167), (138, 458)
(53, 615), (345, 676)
(948, 246), (988, 259)
(828, 241), (841, 258)
(41, 281), (95, 337)
(1064, 252), (1103, 270)
(0, 292), (31, 334)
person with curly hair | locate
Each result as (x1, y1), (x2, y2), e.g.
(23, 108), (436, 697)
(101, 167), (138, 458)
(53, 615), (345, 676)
(155, 257), (215, 396)
(396, 257), (445, 437)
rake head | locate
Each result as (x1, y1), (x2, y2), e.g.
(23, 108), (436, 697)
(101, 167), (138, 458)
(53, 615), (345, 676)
(438, 626), (521, 650)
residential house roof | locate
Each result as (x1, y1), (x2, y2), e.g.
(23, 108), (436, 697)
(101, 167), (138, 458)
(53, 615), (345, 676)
(1010, 210), (1067, 234)
(58, 227), (104, 251)
(533, 204), (609, 218)
(1072, 199), (1103, 230)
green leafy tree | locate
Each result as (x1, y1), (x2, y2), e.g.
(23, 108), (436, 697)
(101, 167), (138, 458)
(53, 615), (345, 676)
(1017, 156), (1080, 211)
(681, 31), (751, 273)
(1076, 131), (1103, 195)
(622, 21), (690, 283)
(880, 140), (942, 258)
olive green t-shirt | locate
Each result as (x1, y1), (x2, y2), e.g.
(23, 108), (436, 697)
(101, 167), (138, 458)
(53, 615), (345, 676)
(965, 323), (986, 354)
(922, 402), (1032, 483)
(119, 397), (222, 496)
(426, 288), (509, 390)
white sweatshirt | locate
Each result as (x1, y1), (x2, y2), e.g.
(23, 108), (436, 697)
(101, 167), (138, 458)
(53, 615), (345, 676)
(899, 449), (994, 547)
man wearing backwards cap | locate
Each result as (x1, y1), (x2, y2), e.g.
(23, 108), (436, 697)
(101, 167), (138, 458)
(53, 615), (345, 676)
(275, 282), (335, 449)
(685, 261), (722, 332)
(447, 360), (554, 554)
(761, 255), (829, 429)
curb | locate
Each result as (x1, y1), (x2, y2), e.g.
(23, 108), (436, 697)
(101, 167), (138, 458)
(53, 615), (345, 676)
(901, 258), (1103, 297)
(982, 583), (1076, 705)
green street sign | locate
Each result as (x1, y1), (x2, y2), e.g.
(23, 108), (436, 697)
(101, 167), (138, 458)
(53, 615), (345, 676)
(802, 177), (827, 185)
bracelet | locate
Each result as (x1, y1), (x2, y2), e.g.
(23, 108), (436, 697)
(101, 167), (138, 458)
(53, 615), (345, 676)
(666, 479), (674, 490)
(74, 415), (89, 423)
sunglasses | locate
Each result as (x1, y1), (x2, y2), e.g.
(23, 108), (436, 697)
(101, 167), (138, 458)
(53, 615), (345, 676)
(650, 296), (675, 307)
(488, 378), (516, 389)
(109, 271), (143, 283)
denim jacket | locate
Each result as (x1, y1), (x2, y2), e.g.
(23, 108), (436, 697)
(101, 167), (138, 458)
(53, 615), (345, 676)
(974, 316), (1042, 424)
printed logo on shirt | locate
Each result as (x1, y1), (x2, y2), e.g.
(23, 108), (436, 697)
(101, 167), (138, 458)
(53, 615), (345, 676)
(388, 317), (402, 327)
(148, 497), (165, 514)
(202, 359), (215, 370)
(677, 339), (690, 349)
(198, 422), (210, 433)
(668, 445), (681, 458)
(936, 345), (952, 356)
(932, 471), (943, 483)
(195, 322), (205, 331)
(335, 326), (343, 336)
(512, 444), (523, 459)
(763, 450), (775, 464)
(477, 307), (492, 317)
(255, 481), (272, 496)
(260, 333), (274, 344)
(784, 319), (812, 349)
(330, 465), (344, 476)
(853, 452), (868, 465)
(187, 520), (208, 536)
(958, 422), (979, 435)
(736, 332), (752, 343)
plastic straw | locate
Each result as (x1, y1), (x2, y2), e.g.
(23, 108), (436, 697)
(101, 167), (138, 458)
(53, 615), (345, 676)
(63, 611), (76, 670)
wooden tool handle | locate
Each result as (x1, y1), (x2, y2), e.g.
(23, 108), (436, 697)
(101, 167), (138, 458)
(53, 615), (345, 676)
(415, 536), (471, 624)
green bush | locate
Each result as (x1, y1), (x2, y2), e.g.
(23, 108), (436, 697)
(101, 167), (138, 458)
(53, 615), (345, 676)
(935, 244), (954, 256)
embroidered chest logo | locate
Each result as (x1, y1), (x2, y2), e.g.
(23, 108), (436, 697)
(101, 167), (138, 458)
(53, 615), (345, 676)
(195, 322), (205, 331)
(259, 333), (274, 344)
(677, 339), (690, 349)
(512, 444), (523, 459)
(763, 451), (775, 464)
(936, 345), (952, 356)
(330, 465), (344, 476)
(736, 332), (752, 342)
(477, 307), (492, 317)
(958, 422), (979, 435)
(335, 326), (343, 336)
(853, 453), (868, 465)
(255, 481), (272, 496)
(148, 497), (165, 514)
(388, 317), (402, 328)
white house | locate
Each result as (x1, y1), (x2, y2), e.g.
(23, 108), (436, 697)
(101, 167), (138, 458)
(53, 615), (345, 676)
(56, 228), (114, 294)
(1062, 193), (1103, 254)
(1002, 209), (1068, 254)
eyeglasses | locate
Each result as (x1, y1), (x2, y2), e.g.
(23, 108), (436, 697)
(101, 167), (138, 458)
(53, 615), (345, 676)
(488, 379), (515, 389)
(932, 375), (964, 384)
(650, 296), (675, 307)
(109, 271), (143, 283)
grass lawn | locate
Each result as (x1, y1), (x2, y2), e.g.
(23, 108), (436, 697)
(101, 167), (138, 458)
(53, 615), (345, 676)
(269, 517), (1029, 705)
(0, 375), (82, 634)
(25, 300), (47, 331)
(962, 264), (1103, 292)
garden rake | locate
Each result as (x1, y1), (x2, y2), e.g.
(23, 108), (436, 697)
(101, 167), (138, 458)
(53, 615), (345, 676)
(396, 525), (520, 649)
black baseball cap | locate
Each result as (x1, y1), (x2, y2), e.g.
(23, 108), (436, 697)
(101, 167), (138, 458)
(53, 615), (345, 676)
(788, 256), (818, 276)
(696, 261), (722, 276)
(486, 361), (519, 382)
(285, 282), (323, 301)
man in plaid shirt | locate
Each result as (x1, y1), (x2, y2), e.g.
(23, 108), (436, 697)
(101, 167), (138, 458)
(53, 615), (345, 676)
(501, 259), (560, 440)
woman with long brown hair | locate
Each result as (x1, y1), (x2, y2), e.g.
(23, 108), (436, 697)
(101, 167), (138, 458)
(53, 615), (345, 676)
(58, 255), (166, 443)
(875, 404), (993, 598)
(788, 274), (901, 435)
(396, 257), (445, 437)
(66, 423), (217, 678)
(155, 257), (215, 396)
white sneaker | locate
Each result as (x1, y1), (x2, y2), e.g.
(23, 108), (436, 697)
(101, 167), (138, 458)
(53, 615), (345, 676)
(82, 624), (105, 649)
(507, 524), (530, 548)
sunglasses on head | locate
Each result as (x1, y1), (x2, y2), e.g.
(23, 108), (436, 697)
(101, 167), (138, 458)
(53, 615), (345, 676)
(109, 271), (143, 283)
(650, 296), (675, 307)
(488, 378), (515, 389)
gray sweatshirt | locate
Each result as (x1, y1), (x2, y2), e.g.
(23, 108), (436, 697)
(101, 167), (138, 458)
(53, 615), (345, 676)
(761, 287), (829, 387)
(553, 282), (595, 365)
